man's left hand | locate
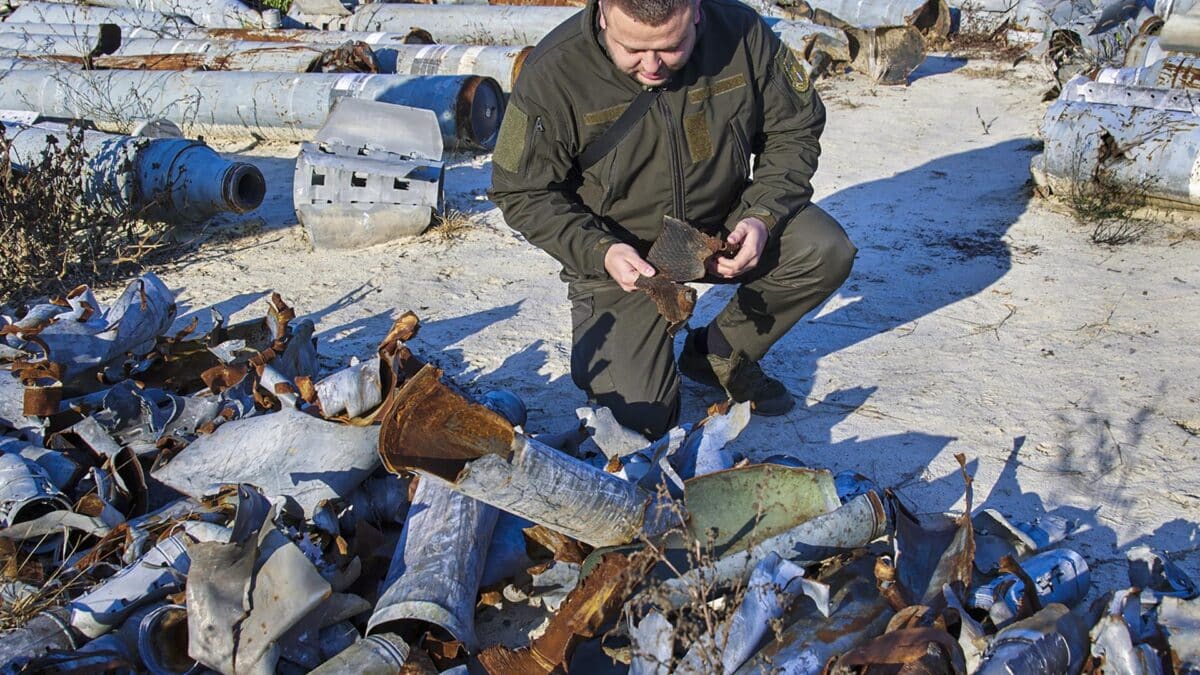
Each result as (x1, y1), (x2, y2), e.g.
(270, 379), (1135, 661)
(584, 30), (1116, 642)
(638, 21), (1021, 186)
(711, 217), (768, 278)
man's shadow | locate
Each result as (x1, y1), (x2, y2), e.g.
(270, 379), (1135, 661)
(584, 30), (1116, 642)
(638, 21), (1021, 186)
(684, 138), (1037, 473)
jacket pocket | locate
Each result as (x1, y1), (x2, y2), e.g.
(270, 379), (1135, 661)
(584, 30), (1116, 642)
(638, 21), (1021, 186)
(728, 120), (750, 181)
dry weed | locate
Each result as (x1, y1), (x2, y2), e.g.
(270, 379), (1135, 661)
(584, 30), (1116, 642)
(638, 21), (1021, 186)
(0, 124), (169, 308)
(428, 209), (473, 243)
(1065, 139), (1154, 246)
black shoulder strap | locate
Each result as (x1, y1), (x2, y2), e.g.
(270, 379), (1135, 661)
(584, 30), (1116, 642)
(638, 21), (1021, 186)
(577, 88), (661, 172)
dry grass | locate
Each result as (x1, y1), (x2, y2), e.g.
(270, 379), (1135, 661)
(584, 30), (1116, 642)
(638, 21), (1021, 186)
(947, 29), (1029, 62)
(960, 63), (1014, 79)
(1064, 138), (1154, 246)
(0, 535), (89, 632)
(0, 123), (169, 308)
(427, 209), (474, 243)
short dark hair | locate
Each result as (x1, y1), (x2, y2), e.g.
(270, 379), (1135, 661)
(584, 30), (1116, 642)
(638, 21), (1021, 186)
(603, 0), (692, 26)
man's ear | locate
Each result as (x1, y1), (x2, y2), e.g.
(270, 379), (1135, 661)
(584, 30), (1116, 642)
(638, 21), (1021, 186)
(598, 0), (607, 29)
(692, 0), (701, 23)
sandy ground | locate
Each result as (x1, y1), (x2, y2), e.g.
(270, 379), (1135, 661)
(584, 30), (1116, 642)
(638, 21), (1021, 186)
(141, 54), (1200, 612)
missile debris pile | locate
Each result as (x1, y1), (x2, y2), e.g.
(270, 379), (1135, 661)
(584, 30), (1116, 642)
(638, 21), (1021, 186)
(0, 278), (1195, 673)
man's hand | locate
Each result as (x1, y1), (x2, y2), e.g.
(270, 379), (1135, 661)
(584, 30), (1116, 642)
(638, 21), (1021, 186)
(711, 217), (768, 278)
(605, 243), (656, 292)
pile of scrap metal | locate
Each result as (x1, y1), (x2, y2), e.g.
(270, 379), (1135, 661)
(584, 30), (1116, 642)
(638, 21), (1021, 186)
(1031, 4), (1200, 211)
(1, 277), (1199, 673)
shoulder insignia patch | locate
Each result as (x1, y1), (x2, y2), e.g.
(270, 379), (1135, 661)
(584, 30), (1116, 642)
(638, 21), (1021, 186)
(493, 102), (529, 173)
(778, 47), (810, 94)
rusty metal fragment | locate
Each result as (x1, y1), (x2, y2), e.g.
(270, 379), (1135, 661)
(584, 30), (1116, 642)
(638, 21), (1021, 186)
(478, 550), (654, 674)
(635, 275), (696, 336)
(826, 626), (968, 674)
(635, 215), (726, 335)
(87, 38), (379, 73)
(970, 549), (1090, 627)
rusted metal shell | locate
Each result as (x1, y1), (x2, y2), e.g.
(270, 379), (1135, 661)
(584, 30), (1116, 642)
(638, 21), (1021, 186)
(378, 365), (656, 547)
(0, 609), (80, 672)
(310, 634), (411, 674)
(1096, 54), (1200, 89)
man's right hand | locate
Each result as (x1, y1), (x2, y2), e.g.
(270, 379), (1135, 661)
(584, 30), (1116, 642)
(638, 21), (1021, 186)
(604, 243), (655, 292)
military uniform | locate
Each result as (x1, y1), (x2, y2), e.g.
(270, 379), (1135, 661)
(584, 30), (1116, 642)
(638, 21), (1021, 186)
(489, 0), (856, 437)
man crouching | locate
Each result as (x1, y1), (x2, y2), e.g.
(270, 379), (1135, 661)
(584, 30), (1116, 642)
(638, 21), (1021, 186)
(490, 0), (857, 438)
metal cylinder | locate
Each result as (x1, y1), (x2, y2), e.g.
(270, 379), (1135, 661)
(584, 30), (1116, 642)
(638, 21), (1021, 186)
(0, 25), (120, 57)
(977, 604), (1089, 675)
(0, 66), (502, 148)
(658, 490), (890, 609)
(1161, 12), (1200, 51)
(138, 604), (198, 675)
(0, 452), (71, 528)
(93, 37), (360, 73)
(336, 4), (576, 45)
(82, 0), (276, 30)
(68, 534), (192, 639)
(4, 2), (197, 29)
(372, 43), (533, 93)
(1, 122), (265, 223)
(310, 634), (411, 674)
(0, 609), (80, 672)
(367, 478), (498, 651)
(1031, 78), (1200, 210)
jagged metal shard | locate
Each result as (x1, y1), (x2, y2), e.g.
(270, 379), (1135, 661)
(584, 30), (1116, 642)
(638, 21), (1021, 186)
(152, 405), (381, 515)
(0, 452), (71, 528)
(0, 609), (80, 671)
(5, 273), (175, 385)
(636, 215), (725, 334)
(295, 98), (445, 249)
(976, 603), (1090, 675)
(734, 555), (894, 674)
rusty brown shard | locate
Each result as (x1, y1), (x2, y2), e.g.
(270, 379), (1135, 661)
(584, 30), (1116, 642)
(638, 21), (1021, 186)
(478, 551), (653, 675)
(523, 525), (591, 565)
(647, 215), (725, 283)
(634, 275), (696, 336)
(378, 364), (516, 481)
(309, 40), (379, 73)
(825, 627), (967, 674)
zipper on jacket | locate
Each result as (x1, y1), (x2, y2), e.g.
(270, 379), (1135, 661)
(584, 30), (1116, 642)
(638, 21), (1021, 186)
(656, 96), (686, 220)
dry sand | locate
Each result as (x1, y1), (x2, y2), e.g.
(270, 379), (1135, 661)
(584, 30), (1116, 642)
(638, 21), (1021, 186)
(141, 54), (1200, 606)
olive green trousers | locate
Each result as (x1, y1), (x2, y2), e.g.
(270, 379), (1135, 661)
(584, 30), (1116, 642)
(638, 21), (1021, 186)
(567, 203), (856, 438)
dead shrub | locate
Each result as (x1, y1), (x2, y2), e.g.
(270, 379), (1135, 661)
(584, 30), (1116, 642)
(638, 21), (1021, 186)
(0, 124), (167, 308)
(1064, 139), (1154, 246)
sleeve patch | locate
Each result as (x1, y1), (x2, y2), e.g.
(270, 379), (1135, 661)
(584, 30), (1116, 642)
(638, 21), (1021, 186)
(493, 102), (529, 173)
(777, 47), (811, 94)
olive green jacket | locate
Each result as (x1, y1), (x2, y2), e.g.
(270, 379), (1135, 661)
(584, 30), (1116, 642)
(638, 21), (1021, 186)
(488, 0), (826, 281)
